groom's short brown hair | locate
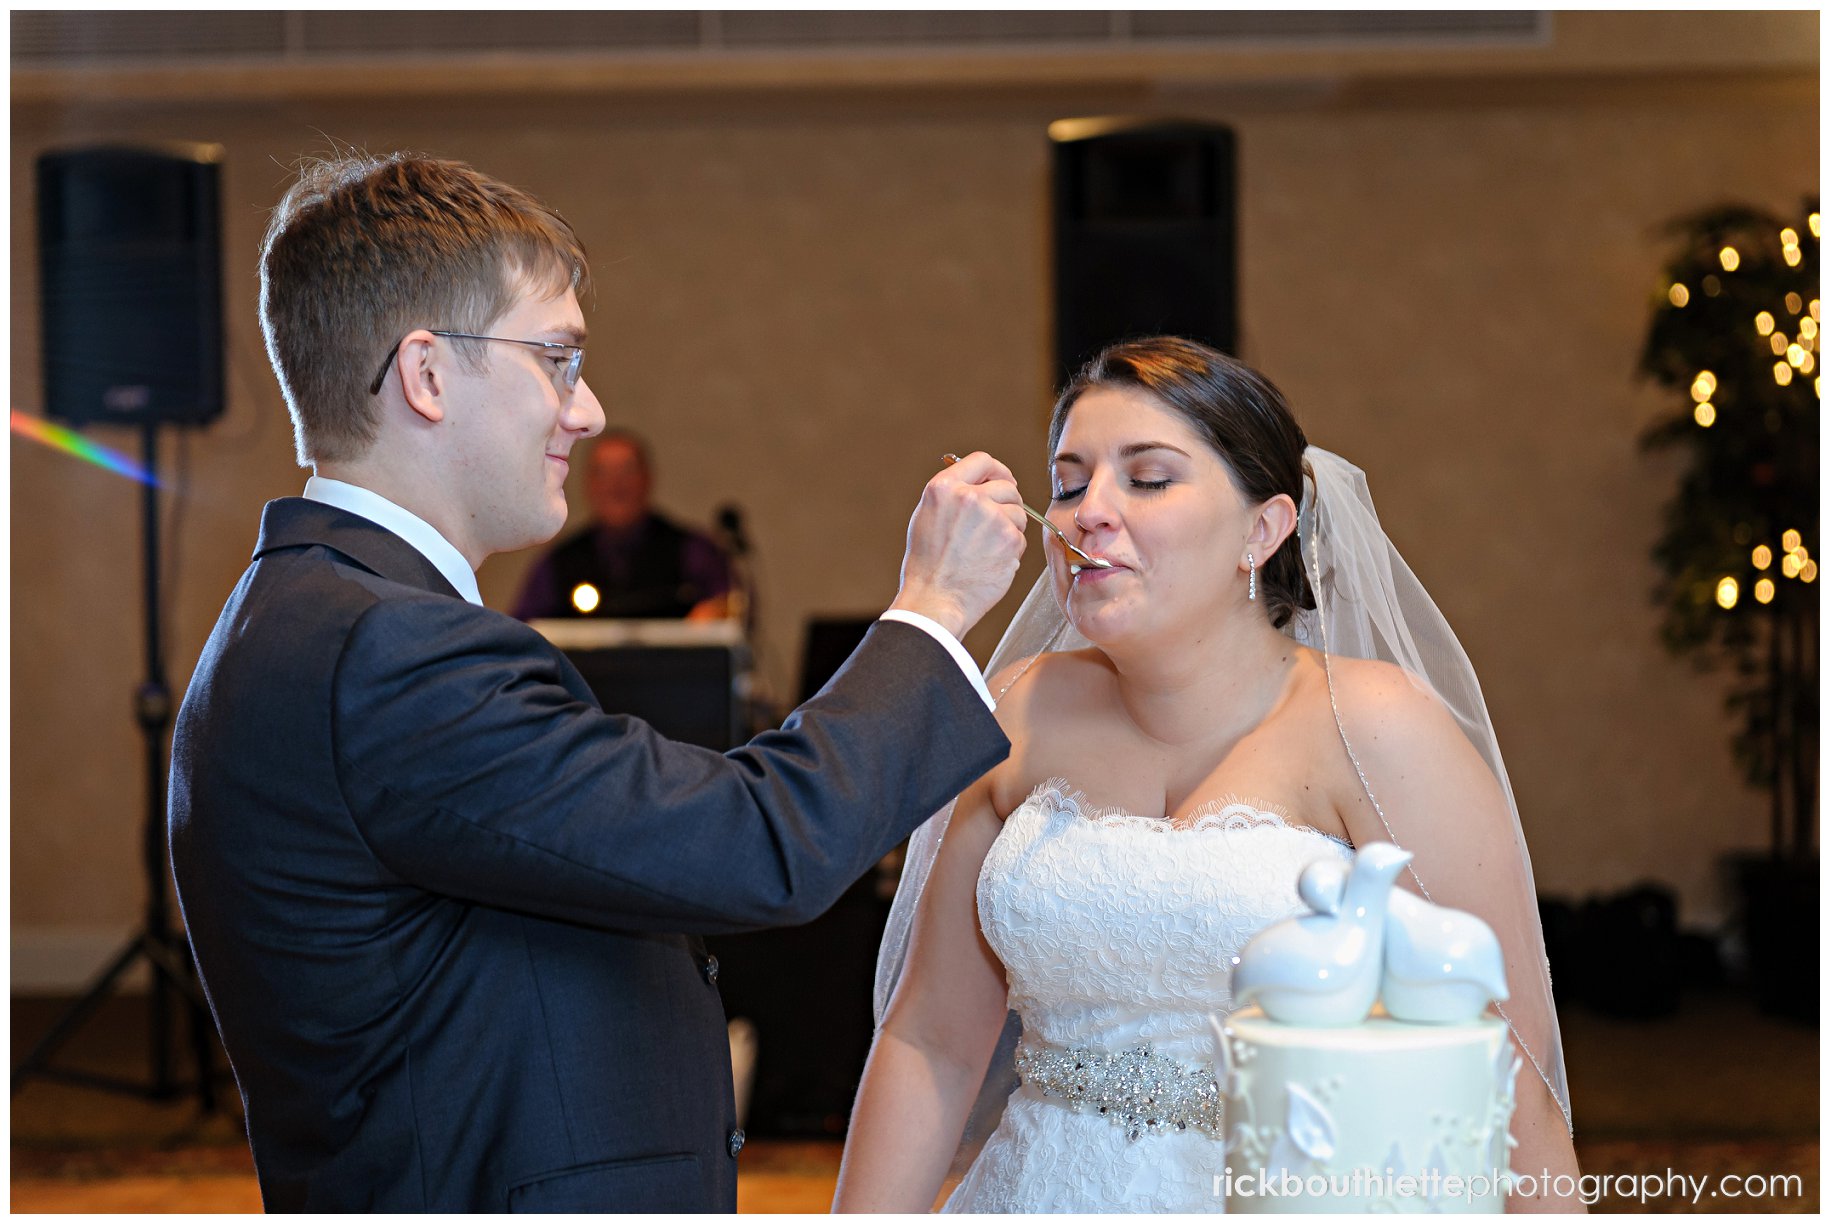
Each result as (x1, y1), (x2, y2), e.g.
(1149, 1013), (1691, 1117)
(259, 153), (590, 465)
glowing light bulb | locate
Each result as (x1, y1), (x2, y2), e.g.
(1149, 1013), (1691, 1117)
(1771, 333), (1790, 355)
(1781, 227), (1800, 247)
(1801, 352), (1815, 376)
(1716, 577), (1740, 609)
(1719, 247), (1740, 272)
(1813, 299), (1821, 321)
(1804, 560), (1819, 584)
(1783, 530), (1802, 552)
(1811, 213), (1822, 238)
(1786, 292), (1804, 315)
(1774, 363), (1794, 386)
(1693, 403), (1716, 427)
(1788, 343), (1806, 367)
(1781, 554), (1802, 579)
(1784, 247), (1802, 267)
(1668, 283), (1689, 307)
(1755, 578), (1775, 604)
(1801, 316), (1818, 340)
(570, 582), (602, 614)
(1753, 545), (1773, 570)
(1691, 372), (1716, 400)
(1755, 311), (1776, 335)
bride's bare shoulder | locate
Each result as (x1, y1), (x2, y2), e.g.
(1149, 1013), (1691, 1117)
(982, 649), (1116, 815)
(1312, 653), (1467, 753)
(989, 648), (1114, 730)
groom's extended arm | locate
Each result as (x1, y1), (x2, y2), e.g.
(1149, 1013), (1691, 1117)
(335, 605), (1006, 935)
(340, 447), (1027, 935)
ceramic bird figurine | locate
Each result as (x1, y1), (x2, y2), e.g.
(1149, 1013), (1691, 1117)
(1292, 856), (1511, 1024)
(1381, 888), (1509, 1023)
(1231, 842), (1413, 1026)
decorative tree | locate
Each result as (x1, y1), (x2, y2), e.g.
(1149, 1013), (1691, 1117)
(1638, 200), (1819, 871)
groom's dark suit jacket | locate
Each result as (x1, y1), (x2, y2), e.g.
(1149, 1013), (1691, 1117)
(168, 498), (1007, 1212)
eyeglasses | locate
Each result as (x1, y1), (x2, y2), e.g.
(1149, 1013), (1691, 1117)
(368, 330), (586, 396)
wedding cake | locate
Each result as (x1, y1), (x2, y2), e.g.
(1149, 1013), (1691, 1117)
(1219, 1005), (1519, 1212)
(1217, 843), (1521, 1213)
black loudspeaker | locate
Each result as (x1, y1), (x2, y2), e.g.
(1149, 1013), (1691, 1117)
(1052, 122), (1237, 385)
(37, 144), (224, 427)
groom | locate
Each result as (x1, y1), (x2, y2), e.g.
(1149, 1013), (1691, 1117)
(168, 153), (1026, 1211)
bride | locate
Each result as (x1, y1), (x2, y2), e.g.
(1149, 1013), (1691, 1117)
(833, 337), (1582, 1212)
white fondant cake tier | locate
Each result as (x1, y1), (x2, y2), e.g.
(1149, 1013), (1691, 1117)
(1220, 1006), (1521, 1213)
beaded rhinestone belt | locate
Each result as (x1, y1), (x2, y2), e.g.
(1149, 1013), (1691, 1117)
(1014, 1039), (1224, 1142)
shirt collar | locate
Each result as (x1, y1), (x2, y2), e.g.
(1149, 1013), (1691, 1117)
(302, 476), (483, 606)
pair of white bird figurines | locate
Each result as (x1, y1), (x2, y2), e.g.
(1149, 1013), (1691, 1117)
(1232, 842), (1509, 1026)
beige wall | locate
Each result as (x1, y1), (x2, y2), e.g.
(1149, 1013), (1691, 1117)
(11, 12), (1817, 985)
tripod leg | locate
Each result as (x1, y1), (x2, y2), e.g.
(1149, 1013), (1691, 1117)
(142, 929), (220, 1112)
(11, 937), (144, 1094)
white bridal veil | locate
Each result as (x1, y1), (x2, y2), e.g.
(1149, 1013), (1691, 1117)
(872, 446), (1573, 1159)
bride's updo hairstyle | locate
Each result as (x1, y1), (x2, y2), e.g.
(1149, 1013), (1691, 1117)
(1049, 336), (1316, 629)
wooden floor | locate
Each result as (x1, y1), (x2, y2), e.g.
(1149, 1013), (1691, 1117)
(12, 990), (1819, 1213)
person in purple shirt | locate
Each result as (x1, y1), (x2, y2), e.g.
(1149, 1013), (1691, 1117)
(513, 428), (733, 620)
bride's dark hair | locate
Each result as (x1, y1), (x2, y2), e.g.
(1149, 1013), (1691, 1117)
(1049, 336), (1317, 629)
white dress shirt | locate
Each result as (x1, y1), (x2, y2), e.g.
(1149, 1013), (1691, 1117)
(303, 476), (482, 605)
(301, 477), (994, 710)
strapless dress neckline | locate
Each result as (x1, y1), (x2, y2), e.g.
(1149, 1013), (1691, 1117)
(1018, 777), (1355, 852)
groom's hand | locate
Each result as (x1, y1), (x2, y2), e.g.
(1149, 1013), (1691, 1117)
(889, 451), (1028, 640)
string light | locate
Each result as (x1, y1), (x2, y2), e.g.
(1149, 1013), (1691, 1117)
(1774, 362), (1794, 386)
(1786, 292), (1805, 315)
(1804, 560), (1819, 583)
(1753, 545), (1773, 570)
(1771, 333), (1790, 356)
(1755, 311), (1776, 336)
(1800, 317), (1818, 340)
(570, 582), (602, 614)
(1781, 227), (1800, 248)
(1801, 352), (1815, 376)
(1691, 371), (1716, 400)
(1668, 283), (1690, 307)
(1812, 299), (1821, 321)
(1783, 530), (1801, 551)
(1693, 403), (1716, 427)
(1787, 343), (1806, 367)
(1784, 246), (1802, 267)
(1716, 577), (1740, 609)
(1811, 213), (1822, 238)
(1781, 554), (1802, 579)
(1718, 247), (1740, 272)
(1755, 578), (1776, 604)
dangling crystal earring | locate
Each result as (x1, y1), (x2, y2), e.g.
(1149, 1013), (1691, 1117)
(1247, 552), (1257, 601)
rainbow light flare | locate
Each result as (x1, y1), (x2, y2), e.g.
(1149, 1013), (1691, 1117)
(11, 410), (159, 486)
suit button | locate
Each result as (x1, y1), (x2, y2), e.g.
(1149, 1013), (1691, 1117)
(728, 1128), (745, 1157)
(702, 954), (720, 984)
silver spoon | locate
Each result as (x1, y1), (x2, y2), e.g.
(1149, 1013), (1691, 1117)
(942, 454), (1115, 573)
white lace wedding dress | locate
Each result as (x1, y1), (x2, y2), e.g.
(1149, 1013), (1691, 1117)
(942, 779), (1355, 1213)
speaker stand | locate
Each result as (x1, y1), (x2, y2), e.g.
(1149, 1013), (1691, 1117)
(13, 425), (219, 1110)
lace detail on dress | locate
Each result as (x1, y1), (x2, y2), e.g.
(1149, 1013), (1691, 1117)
(1027, 777), (1354, 851)
(945, 779), (1356, 1213)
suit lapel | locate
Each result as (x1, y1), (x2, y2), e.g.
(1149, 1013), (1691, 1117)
(254, 498), (466, 601)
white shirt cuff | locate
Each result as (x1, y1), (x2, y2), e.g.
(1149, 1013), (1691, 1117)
(878, 610), (996, 711)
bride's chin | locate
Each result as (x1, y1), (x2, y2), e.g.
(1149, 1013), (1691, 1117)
(1065, 607), (1139, 646)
